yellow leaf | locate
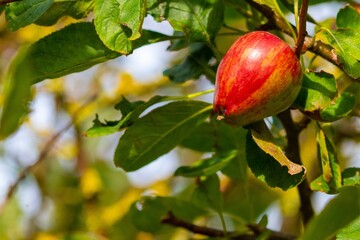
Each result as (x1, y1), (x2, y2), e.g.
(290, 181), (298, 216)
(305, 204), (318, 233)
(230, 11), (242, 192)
(148, 181), (170, 196)
(80, 168), (102, 198)
(136, 232), (153, 240)
(35, 233), (59, 240)
(101, 188), (141, 226)
(113, 72), (169, 98)
(280, 188), (300, 217)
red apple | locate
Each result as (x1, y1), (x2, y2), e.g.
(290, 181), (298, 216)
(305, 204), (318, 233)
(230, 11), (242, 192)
(213, 31), (302, 126)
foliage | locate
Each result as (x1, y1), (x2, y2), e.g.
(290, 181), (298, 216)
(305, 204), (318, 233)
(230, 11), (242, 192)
(0, 0), (359, 239)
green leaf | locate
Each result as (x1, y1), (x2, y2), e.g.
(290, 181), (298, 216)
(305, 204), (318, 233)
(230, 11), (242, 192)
(192, 174), (223, 213)
(337, 216), (360, 240)
(147, 0), (224, 43)
(5, 0), (53, 31)
(294, 71), (337, 112)
(130, 196), (206, 233)
(0, 22), (118, 140)
(114, 100), (212, 171)
(86, 89), (213, 137)
(315, 124), (342, 192)
(319, 92), (356, 122)
(180, 120), (247, 153)
(35, 0), (94, 26)
(167, 31), (190, 51)
(13, 22), (119, 84)
(175, 150), (237, 177)
(191, 177), (228, 235)
(336, 5), (360, 32)
(342, 168), (360, 187)
(245, 122), (305, 190)
(118, 0), (145, 40)
(164, 43), (216, 83)
(253, 0), (294, 35)
(301, 186), (360, 240)
(223, 178), (279, 222)
(94, 0), (145, 54)
(250, 121), (305, 176)
(218, 125), (248, 182)
(114, 97), (145, 116)
(0, 47), (33, 140)
(0, 23), (168, 140)
(85, 96), (166, 137)
(316, 28), (360, 78)
(179, 122), (215, 152)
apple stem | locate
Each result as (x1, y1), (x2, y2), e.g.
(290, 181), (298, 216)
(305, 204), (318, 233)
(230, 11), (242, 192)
(295, 0), (309, 58)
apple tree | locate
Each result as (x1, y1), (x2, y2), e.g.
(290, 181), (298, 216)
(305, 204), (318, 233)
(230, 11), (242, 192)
(0, 0), (359, 239)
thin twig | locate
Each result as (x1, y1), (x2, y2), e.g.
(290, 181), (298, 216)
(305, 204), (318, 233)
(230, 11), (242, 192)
(161, 212), (226, 237)
(0, 95), (96, 214)
(295, 0), (309, 57)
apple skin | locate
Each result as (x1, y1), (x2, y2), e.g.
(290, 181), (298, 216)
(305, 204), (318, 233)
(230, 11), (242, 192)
(213, 31), (302, 126)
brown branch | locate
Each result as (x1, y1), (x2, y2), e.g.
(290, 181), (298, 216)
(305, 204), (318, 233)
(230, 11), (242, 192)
(162, 212), (227, 237)
(278, 110), (314, 225)
(295, 0), (309, 57)
(307, 37), (340, 66)
(161, 212), (297, 240)
(0, 0), (21, 5)
(0, 95), (96, 215)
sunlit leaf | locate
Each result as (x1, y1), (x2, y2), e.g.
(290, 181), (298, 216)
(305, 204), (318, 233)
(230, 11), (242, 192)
(250, 121), (305, 175)
(86, 89), (213, 137)
(175, 150), (237, 177)
(294, 71), (337, 112)
(301, 186), (360, 240)
(35, 0), (94, 26)
(147, 0), (224, 43)
(311, 168), (360, 194)
(114, 100), (212, 171)
(0, 47), (33, 140)
(253, 0), (294, 35)
(342, 168), (360, 187)
(316, 124), (342, 191)
(94, 0), (145, 54)
(0, 23), (167, 140)
(246, 122), (305, 190)
(336, 5), (360, 32)
(5, 0), (53, 31)
(337, 216), (360, 240)
(319, 92), (356, 122)
(316, 28), (360, 78)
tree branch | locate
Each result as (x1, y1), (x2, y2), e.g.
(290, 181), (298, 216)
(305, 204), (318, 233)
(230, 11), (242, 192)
(295, 0), (309, 57)
(0, 0), (21, 5)
(161, 212), (297, 240)
(161, 212), (227, 237)
(0, 95), (96, 215)
(278, 110), (314, 225)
